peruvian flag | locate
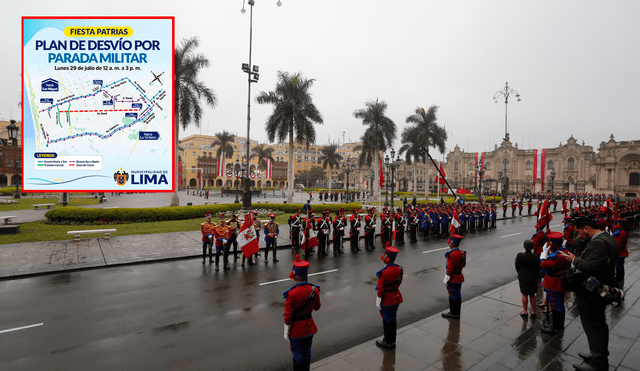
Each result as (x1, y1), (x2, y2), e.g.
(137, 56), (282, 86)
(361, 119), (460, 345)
(533, 149), (546, 190)
(217, 154), (224, 177)
(379, 157), (384, 189)
(450, 209), (461, 234)
(600, 199), (615, 213)
(238, 216), (260, 258)
(266, 158), (272, 178)
(437, 163), (446, 185)
(537, 198), (553, 228)
(301, 227), (319, 250)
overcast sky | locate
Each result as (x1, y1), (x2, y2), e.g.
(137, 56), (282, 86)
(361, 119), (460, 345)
(4, 0), (640, 157)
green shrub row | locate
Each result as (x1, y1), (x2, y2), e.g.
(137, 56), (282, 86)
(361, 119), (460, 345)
(45, 204), (243, 223)
(43, 202), (363, 224)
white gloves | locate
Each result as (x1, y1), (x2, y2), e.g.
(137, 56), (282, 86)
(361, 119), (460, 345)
(443, 274), (450, 286)
(284, 324), (290, 340)
(207, 234), (213, 240)
(540, 242), (550, 260)
(376, 297), (382, 311)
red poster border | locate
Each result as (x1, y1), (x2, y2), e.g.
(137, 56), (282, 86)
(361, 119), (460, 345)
(21, 16), (175, 193)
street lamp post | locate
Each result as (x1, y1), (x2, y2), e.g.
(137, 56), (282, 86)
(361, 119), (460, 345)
(550, 168), (556, 201)
(0, 120), (21, 198)
(493, 82), (521, 142)
(385, 149), (400, 209)
(240, 0), (281, 211)
(462, 171), (466, 201)
(476, 159), (485, 200)
(342, 158), (355, 203)
(234, 156), (240, 204)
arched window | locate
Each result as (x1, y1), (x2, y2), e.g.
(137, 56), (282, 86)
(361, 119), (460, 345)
(454, 162), (459, 171)
(526, 161), (532, 170)
(630, 173), (640, 186)
(568, 158), (575, 170)
(485, 162), (491, 170)
(502, 159), (510, 171)
(548, 160), (554, 170)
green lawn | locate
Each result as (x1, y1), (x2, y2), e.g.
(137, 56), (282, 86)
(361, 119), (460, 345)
(0, 196), (100, 211)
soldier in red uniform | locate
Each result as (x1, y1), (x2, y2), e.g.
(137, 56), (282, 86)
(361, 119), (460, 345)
(539, 232), (570, 333)
(502, 199), (508, 218)
(563, 216), (575, 252)
(393, 207), (406, 245)
(380, 208), (392, 246)
(442, 235), (466, 319)
(316, 209), (331, 256)
(364, 207), (377, 250)
(612, 222), (628, 283)
(527, 198), (533, 215)
(201, 211), (215, 264)
(349, 208), (361, 252)
(333, 209), (346, 255)
(518, 198), (524, 216)
(511, 198), (517, 217)
(532, 224), (548, 255)
(375, 242), (403, 349)
(213, 214), (232, 271)
(302, 210), (316, 258)
(283, 255), (321, 371)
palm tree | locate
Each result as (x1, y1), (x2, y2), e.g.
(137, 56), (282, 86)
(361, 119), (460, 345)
(172, 36), (218, 206)
(405, 105), (447, 199)
(353, 99), (396, 202)
(319, 144), (343, 192)
(398, 130), (426, 198)
(256, 71), (323, 203)
(211, 131), (235, 160)
(250, 143), (275, 171)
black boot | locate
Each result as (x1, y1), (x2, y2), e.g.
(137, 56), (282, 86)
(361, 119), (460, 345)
(552, 310), (565, 332)
(273, 249), (279, 262)
(541, 310), (557, 333)
(215, 254), (220, 271)
(209, 248), (213, 263)
(442, 298), (460, 319)
(375, 321), (396, 349)
(454, 299), (462, 317)
(387, 321), (397, 346)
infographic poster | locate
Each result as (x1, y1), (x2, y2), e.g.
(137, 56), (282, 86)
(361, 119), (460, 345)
(22, 17), (174, 192)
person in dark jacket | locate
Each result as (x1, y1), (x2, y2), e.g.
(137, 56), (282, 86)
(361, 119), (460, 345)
(515, 240), (541, 318)
(561, 217), (619, 371)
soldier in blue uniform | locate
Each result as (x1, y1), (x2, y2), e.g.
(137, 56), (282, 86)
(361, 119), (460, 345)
(283, 255), (321, 371)
(375, 242), (403, 349)
(442, 235), (466, 319)
(264, 214), (280, 264)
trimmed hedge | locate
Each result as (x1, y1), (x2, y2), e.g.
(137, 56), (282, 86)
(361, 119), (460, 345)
(44, 202), (363, 224)
(45, 204), (243, 223)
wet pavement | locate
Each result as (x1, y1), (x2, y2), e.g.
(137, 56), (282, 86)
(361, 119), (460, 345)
(2, 193), (635, 370)
(312, 253), (640, 371)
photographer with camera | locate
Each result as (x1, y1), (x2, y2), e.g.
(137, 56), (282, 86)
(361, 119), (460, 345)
(560, 217), (620, 371)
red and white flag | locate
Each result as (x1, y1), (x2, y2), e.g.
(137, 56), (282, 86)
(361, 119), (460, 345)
(217, 154), (224, 177)
(533, 149), (546, 190)
(450, 209), (461, 234)
(438, 163), (447, 185)
(238, 216), (260, 258)
(265, 158), (272, 178)
(537, 198), (553, 228)
(301, 227), (319, 250)
(600, 199), (615, 213)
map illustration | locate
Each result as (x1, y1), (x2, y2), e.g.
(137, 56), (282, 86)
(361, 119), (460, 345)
(22, 17), (174, 192)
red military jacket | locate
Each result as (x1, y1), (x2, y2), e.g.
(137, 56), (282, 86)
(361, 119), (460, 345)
(283, 283), (321, 339)
(532, 231), (547, 255)
(614, 229), (628, 257)
(201, 221), (216, 242)
(445, 248), (466, 283)
(563, 224), (574, 246)
(376, 263), (403, 306)
(213, 224), (231, 247)
(540, 247), (570, 292)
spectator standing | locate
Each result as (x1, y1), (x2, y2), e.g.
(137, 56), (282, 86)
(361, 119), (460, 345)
(515, 240), (540, 318)
(561, 218), (619, 371)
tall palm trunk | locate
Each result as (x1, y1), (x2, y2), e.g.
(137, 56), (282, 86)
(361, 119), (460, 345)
(328, 168), (332, 193)
(413, 165), (417, 198)
(170, 98), (180, 206)
(287, 124), (294, 204)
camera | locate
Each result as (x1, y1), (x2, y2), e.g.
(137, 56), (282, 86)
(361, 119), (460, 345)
(582, 275), (625, 307)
